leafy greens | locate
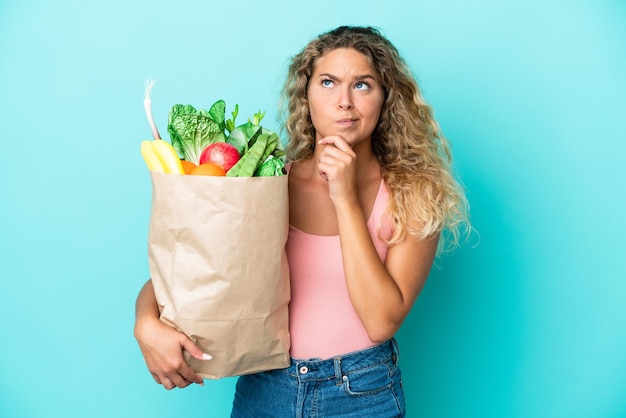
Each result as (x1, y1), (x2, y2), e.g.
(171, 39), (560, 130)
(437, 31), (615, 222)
(168, 101), (227, 165)
(167, 99), (285, 165)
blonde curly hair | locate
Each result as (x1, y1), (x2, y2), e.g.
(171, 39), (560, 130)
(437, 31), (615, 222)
(281, 26), (470, 253)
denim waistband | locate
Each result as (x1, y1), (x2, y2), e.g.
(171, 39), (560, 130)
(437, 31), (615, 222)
(287, 339), (399, 384)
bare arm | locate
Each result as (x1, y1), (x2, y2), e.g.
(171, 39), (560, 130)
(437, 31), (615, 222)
(135, 279), (161, 320)
(134, 279), (209, 389)
(318, 136), (438, 342)
(335, 200), (438, 342)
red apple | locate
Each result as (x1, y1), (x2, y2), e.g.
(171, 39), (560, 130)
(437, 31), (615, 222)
(199, 142), (241, 172)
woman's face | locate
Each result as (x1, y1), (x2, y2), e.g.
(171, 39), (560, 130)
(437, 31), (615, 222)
(307, 48), (385, 147)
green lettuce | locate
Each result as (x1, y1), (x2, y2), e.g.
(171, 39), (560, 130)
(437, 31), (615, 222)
(254, 155), (286, 176)
(167, 101), (227, 165)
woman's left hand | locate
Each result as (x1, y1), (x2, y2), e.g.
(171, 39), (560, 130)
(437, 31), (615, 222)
(317, 135), (358, 205)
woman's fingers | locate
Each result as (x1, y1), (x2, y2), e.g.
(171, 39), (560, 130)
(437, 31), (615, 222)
(317, 136), (356, 182)
(182, 337), (213, 362)
(318, 135), (353, 151)
(162, 372), (193, 390)
(151, 355), (200, 389)
(154, 335), (206, 388)
(317, 136), (360, 207)
(136, 316), (207, 389)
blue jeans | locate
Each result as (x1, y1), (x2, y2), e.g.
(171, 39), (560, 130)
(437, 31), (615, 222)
(231, 339), (405, 417)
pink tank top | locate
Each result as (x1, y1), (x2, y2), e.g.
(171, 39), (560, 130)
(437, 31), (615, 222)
(286, 180), (393, 359)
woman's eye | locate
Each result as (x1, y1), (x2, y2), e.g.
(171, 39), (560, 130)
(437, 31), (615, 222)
(355, 81), (370, 91)
(321, 79), (334, 87)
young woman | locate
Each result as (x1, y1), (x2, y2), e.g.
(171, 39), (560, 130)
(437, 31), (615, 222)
(135, 26), (469, 417)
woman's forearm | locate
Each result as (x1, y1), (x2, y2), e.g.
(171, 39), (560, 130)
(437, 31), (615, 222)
(135, 279), (160, 323)
(336, 199), (437, 343)
(336, 205), (401, 338)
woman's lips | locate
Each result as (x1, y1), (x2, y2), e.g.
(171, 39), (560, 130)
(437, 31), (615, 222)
(336, 118), (357, 127)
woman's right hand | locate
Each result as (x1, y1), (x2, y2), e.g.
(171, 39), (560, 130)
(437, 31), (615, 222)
(134, 313), (211, 390)
(134, 279), (211, 389)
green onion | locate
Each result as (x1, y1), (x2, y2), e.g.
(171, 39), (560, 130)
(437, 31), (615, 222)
(144, 78), (161, 140)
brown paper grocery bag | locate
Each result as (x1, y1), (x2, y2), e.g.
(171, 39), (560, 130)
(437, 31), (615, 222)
(147, 171), (290, 379)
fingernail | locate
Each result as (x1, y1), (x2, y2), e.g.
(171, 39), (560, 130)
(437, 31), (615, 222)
(202, 353), (213, 360)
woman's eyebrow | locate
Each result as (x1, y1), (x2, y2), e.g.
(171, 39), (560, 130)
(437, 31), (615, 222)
(317, 72), (377, 81)
(354, 74), (377, 81)
(317, 72), (338, 80)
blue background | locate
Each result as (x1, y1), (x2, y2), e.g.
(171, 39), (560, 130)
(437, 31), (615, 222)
(1, 0), (625, 417)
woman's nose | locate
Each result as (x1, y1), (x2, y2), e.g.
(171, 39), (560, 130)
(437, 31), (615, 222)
(337, 88), (353, 110)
